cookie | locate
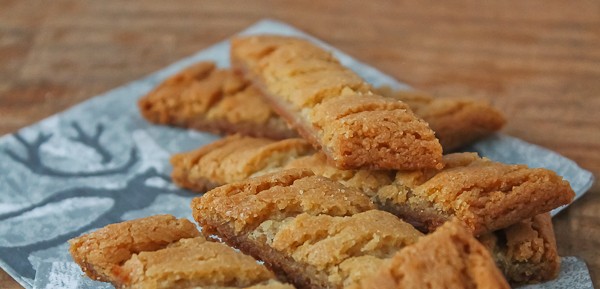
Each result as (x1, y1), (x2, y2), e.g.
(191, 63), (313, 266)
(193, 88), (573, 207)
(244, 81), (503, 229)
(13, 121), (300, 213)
(360, 220), (510, 289)
(479, 213), (561, 284)
(138, 62), (296, 140)
(375, 86), (506, 151)
(231, 35), (442, 170)
(69, 215), (293, 289)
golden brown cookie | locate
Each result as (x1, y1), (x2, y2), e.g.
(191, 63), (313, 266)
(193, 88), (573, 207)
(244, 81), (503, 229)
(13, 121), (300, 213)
(360, 220), (510, 289)
(115, 237), (293, 289)
(192, 169), (376, 235)
(377, 152), (574, 235)
(68, 215), (200, 282)
(192, 169), (424, 289)
(479, 213), (560, 284)
(171, 135), (314, 192)
(231, 35), (443, 170)
(138, 62), (296, 140)
(375, 86), (506, 152)
(68, 215), (293, 289)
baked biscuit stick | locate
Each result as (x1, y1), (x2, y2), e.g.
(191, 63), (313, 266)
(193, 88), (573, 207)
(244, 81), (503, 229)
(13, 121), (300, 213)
(479, 213), (560, 284)
(231, 35), (443, 170)
(375, 87), (506, 151)
(192, 169), (376, 235)
(373, 152), (574, 235)
(170, 135), (391, 194)
(360, 220), (510, 289)
(173, 136), (574, 235)
(69, 215), (293, 289)
(286, 153), (574, 235)
(138, 62), (296, 140)
(68, 214), (200, 282)
(192, 169), (419, 289)
(171, 135), (314, 192)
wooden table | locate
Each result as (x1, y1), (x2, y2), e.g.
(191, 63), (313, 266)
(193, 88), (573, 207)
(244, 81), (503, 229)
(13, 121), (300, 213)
(1, 1), (598, 288)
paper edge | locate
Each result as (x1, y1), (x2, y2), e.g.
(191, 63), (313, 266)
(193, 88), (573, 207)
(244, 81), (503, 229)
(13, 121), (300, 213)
(0, 258), (32, 288)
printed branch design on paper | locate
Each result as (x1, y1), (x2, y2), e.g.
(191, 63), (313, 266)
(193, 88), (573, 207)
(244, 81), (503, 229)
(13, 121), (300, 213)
(68, 122), (113, 164)
(0, 122), (194, 280)
(4, 122), (138, 177)
(0, 168), (193, 280)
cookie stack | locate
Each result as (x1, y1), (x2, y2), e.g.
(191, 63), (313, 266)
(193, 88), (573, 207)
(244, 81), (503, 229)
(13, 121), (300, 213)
(71, 35), (575, 289)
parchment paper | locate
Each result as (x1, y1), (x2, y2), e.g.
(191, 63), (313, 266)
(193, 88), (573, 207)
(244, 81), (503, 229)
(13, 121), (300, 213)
(0, 19), (594, 289)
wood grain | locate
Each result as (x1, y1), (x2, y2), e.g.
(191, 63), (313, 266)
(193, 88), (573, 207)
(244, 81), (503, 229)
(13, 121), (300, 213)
(1, 0), (598, 288)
